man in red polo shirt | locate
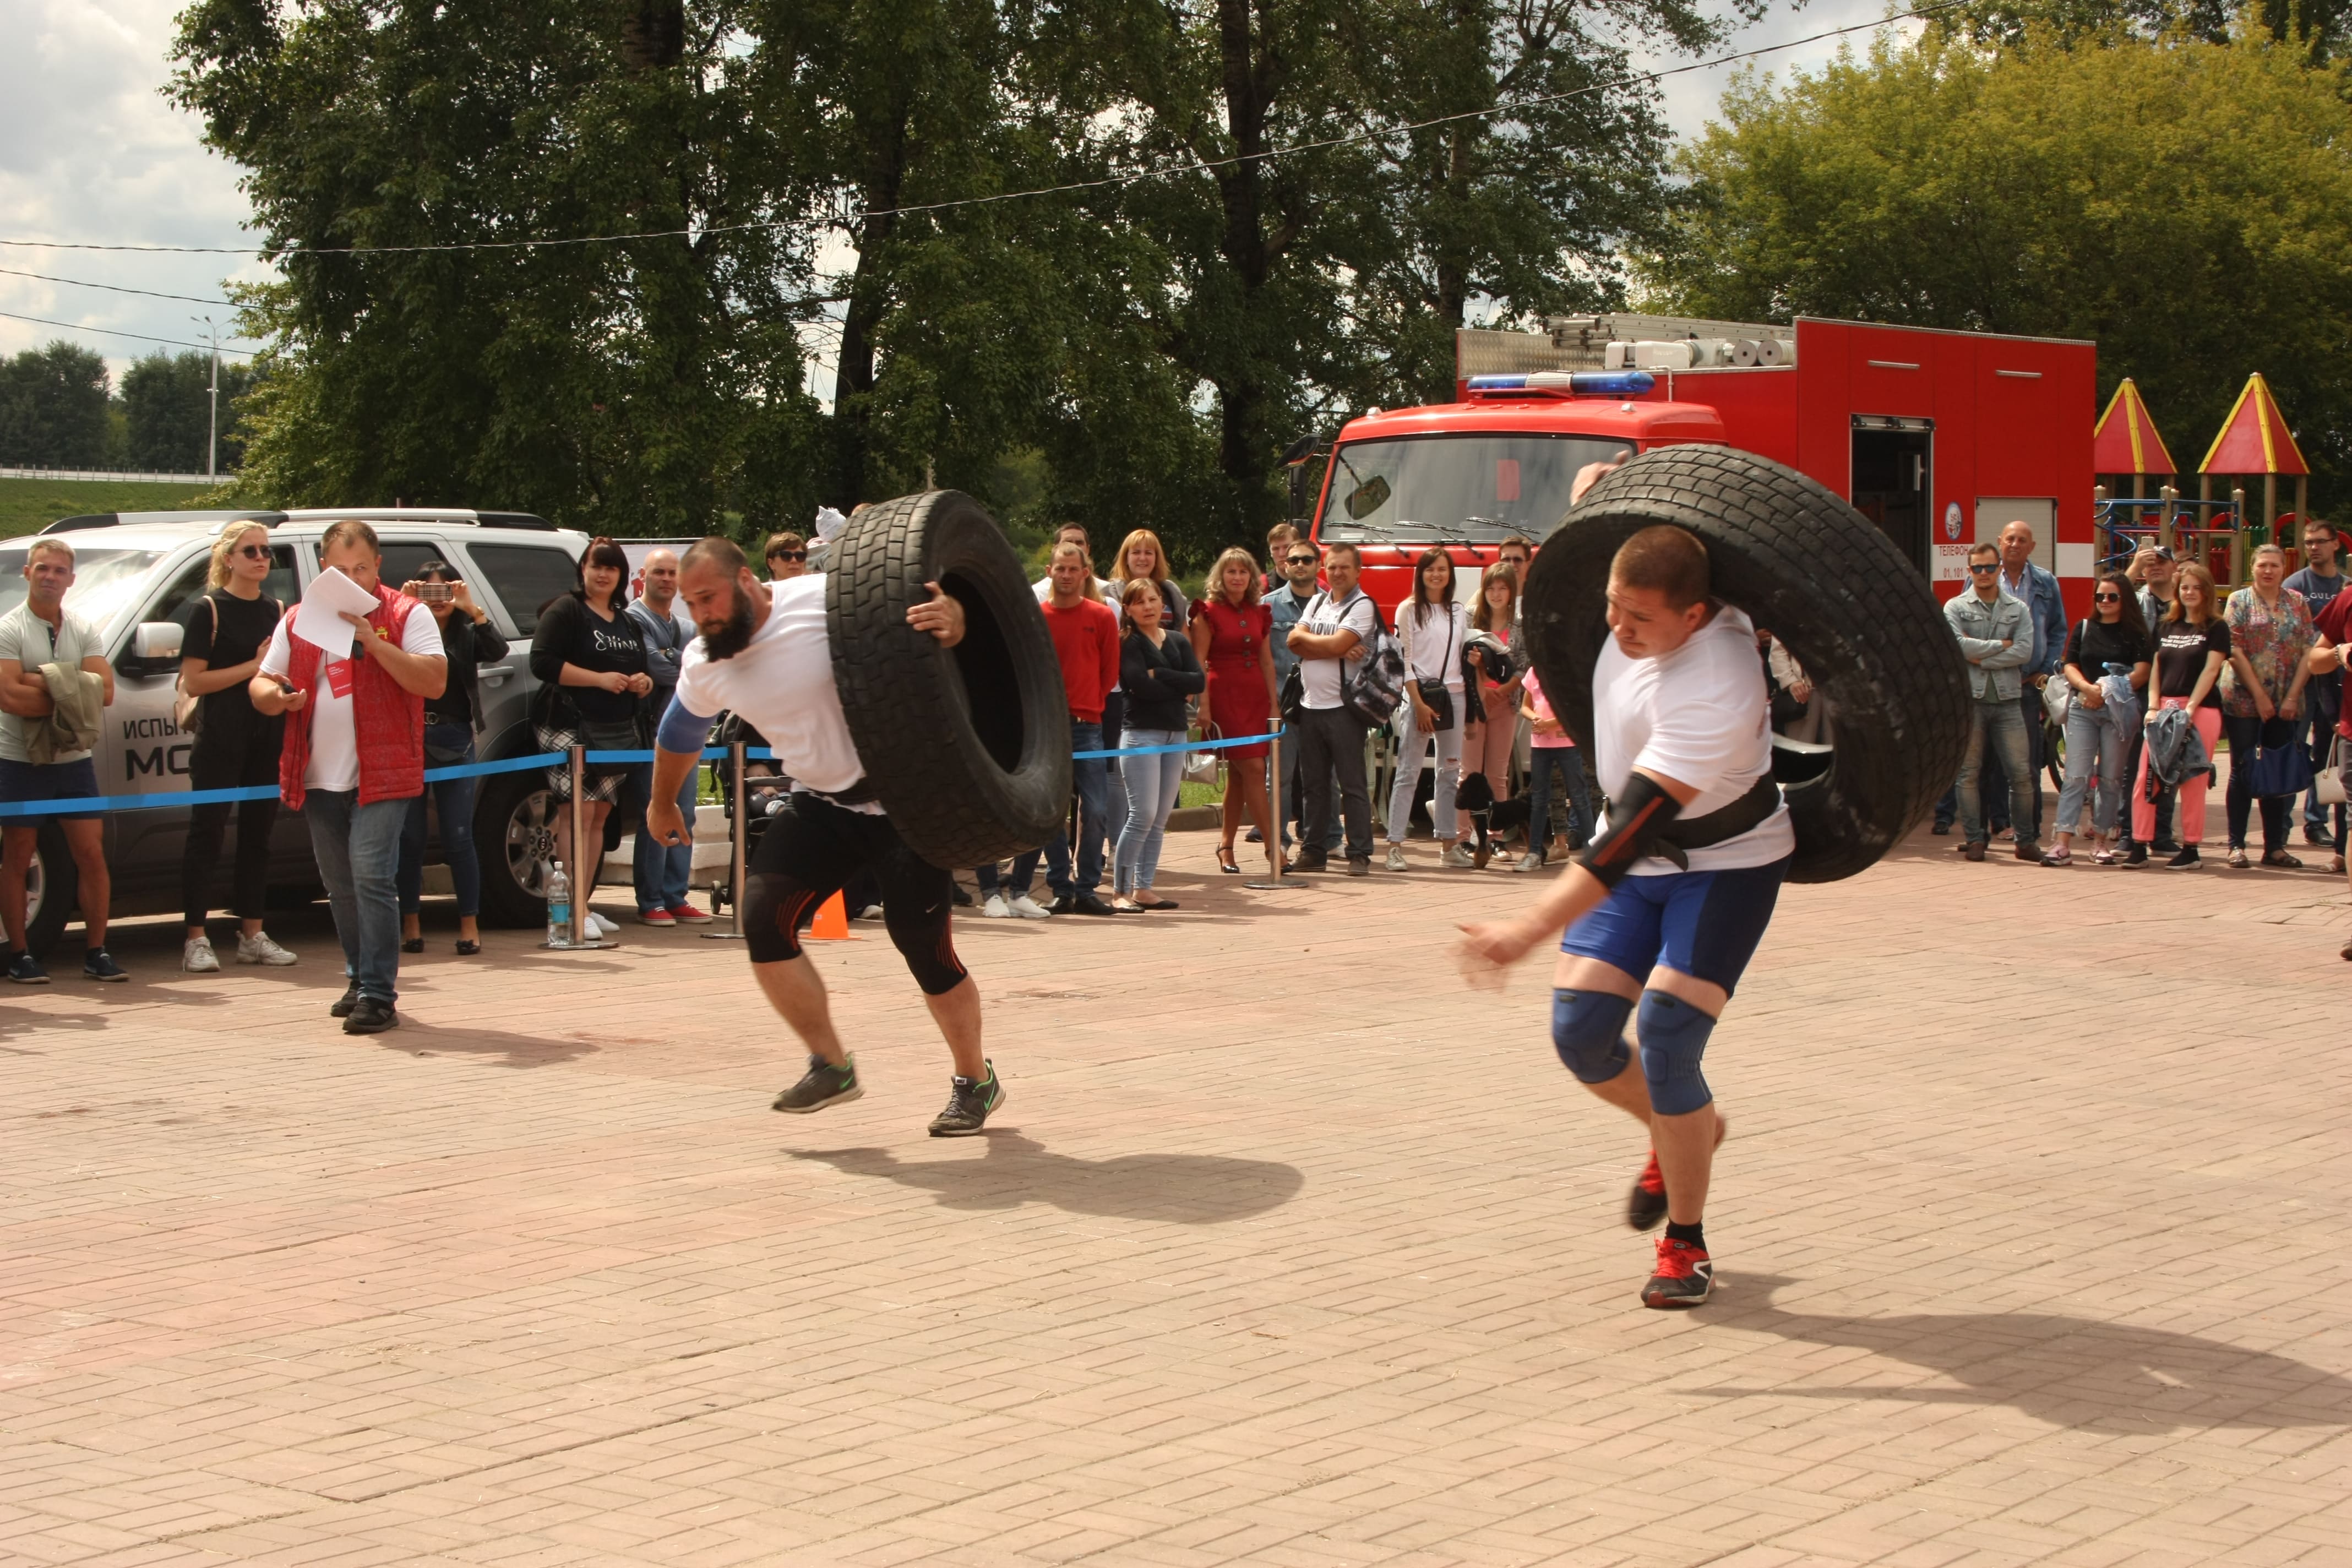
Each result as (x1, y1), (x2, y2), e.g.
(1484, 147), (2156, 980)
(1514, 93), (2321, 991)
(252, 521), (447, 1035)
(1039, 541), (1121, 916)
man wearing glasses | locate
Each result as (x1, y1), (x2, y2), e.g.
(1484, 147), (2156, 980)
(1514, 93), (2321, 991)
(1266, 540), (1327, 853)
(762, 532), (809, 581)
(1945, 542), (2039, 862)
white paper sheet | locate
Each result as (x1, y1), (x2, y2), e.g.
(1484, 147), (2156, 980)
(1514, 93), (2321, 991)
(290, 567), (380, 658)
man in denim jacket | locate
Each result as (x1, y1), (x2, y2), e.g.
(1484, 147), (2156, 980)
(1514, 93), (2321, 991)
(1946, 542), (2040, 862)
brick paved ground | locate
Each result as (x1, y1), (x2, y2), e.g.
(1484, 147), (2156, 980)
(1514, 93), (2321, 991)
(4, 814), (2350, 1567)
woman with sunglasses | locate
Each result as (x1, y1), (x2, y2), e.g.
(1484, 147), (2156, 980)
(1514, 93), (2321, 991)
(763, 532), (809, 580)
(529, 537), (652, 937)
(2043, 571), (2150, 866)
(177, 521), (298, 972)
(395, 561), (508, 955)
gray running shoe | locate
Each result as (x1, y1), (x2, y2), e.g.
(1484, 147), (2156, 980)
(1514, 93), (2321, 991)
(928, 1061), (1003, 1137)
(773, 1054), (862, 1114)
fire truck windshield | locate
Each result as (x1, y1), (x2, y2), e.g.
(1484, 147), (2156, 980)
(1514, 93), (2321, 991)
(1316, 433), (1631, 546)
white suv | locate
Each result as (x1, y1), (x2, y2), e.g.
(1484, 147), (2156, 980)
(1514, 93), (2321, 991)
(1, 508), (590, 954)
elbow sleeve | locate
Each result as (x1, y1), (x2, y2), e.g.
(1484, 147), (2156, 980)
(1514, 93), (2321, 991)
(656, 693), (715, 754)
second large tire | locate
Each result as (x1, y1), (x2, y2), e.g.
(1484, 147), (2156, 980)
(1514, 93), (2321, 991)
(1521, 444), (1971, 884)
(827, 491), (1072, 870)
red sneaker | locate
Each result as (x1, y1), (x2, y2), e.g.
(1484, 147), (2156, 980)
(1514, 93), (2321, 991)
(1626, 1150), (1667, 1232)
(1641, 1237), (1714, 1309)
(636, 907), (677, 928)
(666, 902), (713, 924)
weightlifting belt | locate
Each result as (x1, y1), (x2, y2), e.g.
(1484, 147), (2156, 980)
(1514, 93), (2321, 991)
(1634, 774), (1782, 871)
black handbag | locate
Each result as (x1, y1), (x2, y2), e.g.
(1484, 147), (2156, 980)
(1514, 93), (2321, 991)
(1413, 607), (1457, 732)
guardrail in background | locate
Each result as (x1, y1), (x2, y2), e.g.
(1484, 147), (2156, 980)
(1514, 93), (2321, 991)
(1, 467), (226, 486)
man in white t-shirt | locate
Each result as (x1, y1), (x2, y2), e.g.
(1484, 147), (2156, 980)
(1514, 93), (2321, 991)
(1459, 522), (1792, 1311)
(641, 537), (1004, 1137)
(1285, 542), (1381, 874)
(252, 521), (447, 1035)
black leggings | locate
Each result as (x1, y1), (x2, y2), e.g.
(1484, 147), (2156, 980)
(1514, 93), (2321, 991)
(744, 793), (967, 994)
(182, 729), (281, 928)
(2222, 712), (2291, 852)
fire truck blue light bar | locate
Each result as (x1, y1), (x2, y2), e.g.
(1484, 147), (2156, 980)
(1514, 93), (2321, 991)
(1466, 372), (1657, 396)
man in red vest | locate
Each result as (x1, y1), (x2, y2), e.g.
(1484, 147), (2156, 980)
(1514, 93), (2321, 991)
(251, 520), (447, 1034)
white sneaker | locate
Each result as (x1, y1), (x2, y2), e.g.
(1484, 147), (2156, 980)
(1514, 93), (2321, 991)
(1441, 842), (1478, 869)
(857, 904), (885, 922)
(1512, 852), (1548, 874)
(981, 893), (1011, 919)
(182, 936), (221, 973)
(1384, 844), (1408, 872)
(582, 912), (615, 940)
(1009, 894), (1053, 919)
(236, 931), (297, 966)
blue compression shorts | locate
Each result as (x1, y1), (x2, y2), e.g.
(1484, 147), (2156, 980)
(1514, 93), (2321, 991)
(1558, 856), (1791, 995)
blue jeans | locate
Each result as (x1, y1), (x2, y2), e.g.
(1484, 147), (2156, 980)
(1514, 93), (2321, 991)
(2055, 700), (2128, 839)
(1955, 698), (2035, 846)
(1526, 747), (1594, 854)
(975, 852), (1041, 896)
(633, 761), (698, 912)
(397, 726), (483, 918)
(304, 788), (410, 1004)
(1115, 728), (1185, 893)
(1045, 720), (1110, 896)
(2305, 685), (2345, 841)
(1385, 702), (1462, 843)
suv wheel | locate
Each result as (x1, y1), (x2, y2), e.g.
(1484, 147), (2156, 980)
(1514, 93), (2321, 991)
(476, 765), (557, 928)
(20, 822), (74, 957)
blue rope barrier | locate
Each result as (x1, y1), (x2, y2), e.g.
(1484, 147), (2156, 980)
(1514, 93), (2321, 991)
(0, 732), (1259, 819)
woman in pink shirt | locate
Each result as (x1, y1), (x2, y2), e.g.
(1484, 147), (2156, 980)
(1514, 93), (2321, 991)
(1516, 666), (1594, 872)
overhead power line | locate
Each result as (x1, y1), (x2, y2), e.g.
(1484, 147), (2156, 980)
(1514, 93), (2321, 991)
(0, 266), (238, 306)
(0, 309), (258, 359)
(0, 2), (1960, 262)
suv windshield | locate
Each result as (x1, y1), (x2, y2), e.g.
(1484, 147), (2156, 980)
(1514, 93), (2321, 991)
(0, 546), (168, 631)
(1316, 433), (1633, 546)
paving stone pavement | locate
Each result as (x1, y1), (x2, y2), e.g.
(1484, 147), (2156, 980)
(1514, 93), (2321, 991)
(3, 821), (2350, 1568)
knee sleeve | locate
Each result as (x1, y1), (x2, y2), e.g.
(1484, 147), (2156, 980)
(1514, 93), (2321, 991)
(1636, 990), (1717, 1116)
(1551, 989), (1632, 1084)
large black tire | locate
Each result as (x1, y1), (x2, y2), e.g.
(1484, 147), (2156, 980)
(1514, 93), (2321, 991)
(1521, 444), (1972, 883)
(827, 491), (1072, 870)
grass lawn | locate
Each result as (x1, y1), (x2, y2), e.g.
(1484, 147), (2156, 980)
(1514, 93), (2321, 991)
(0, 477), (230, 538)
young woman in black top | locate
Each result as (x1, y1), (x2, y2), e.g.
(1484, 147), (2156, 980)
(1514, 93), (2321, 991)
(529, 537), (651, 935)
(2045, 571), (2151, 866)
(177, 521), (298, 972)
(2134, 561), (2231, 868)
(396, 559), (510, 956)
(1112, 578), (1205, 912)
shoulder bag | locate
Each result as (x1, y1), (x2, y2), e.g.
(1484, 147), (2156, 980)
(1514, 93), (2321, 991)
(1338, 596), (1408, 727)
(172, 594), (219, 736)
(1413, 604), (1457, 733)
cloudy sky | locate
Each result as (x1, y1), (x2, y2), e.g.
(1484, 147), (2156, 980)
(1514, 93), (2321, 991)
(1, 0), (1909, 388)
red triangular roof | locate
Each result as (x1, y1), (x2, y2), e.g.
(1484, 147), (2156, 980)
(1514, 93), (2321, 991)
(2199, 373), (2309, 476)
(2092, 379), (2175, 476)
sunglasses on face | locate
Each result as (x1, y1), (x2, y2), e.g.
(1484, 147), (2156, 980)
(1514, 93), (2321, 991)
(1968, 563), (1999, 574)
(2094, 592), (2121, 603)
(1286, 555), (1316, 565)
(232, 545), (269, 560)
(769, 551), (807, 563)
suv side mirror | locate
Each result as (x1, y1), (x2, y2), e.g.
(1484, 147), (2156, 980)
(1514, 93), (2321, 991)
(132, 622), (184, 661)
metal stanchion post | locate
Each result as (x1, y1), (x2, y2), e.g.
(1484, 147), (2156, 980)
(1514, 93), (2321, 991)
(1245, 722), (1288, 889)
(704, 742), (747, 941)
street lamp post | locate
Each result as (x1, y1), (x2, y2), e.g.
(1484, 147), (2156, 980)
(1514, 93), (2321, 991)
(192, 317), (219, 481)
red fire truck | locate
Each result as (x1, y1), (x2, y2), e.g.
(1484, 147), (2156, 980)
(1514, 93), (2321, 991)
(1304, 313), (2098, 620)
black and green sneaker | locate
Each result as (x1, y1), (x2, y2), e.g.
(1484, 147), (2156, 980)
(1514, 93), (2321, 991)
(927, 1060), (1003, 1137)
(771, 1053), (862, 1114)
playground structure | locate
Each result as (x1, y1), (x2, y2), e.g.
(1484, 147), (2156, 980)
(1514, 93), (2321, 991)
(2092, 373), (2312, 589)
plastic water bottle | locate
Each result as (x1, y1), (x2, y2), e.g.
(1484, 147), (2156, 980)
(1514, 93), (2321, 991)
(546, 859), (571, 948)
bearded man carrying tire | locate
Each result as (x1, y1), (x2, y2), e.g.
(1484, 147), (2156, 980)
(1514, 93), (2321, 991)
(1458, 446), (1969, 1311)
(642, 533), (1003, 1136)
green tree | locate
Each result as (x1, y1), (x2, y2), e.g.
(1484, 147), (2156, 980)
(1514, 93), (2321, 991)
(119, 351), (258, 474)
(0, 343), (113, 470)
(1639, 28), (2352, 508)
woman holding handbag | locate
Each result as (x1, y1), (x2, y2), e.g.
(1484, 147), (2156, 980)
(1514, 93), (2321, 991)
(1115, 580), (1206, 911)
(1188, 547), (1277, 875)
(529, 537), (652, 937)
(2043, 572), (2150, 866)
(176, 520), (297, 972)
(2219, 544), (2316, 869)
(1383, 548), (1470, 872)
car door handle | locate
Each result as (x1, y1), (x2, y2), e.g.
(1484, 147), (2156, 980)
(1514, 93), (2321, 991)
(478, 665), (514, 685)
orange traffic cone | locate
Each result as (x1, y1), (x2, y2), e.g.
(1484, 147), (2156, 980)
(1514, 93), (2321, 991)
(805, 891), (852, 940)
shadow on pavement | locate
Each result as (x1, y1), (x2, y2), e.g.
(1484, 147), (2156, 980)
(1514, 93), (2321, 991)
(1700, 1275), (2352, 1431)
(789, 1131), (1304, 1223)
(368, 1016), (600, 1069)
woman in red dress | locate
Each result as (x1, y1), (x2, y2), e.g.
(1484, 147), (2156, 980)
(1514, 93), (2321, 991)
(1189, 547), (1279, 873)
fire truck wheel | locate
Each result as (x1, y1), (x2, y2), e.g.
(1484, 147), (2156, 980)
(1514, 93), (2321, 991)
(826, 489), (1074, 870)
(1521, 444), (1972, 884)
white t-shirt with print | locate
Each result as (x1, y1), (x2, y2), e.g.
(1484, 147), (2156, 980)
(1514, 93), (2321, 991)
(1298, 589), (1380, 711)
(259, 604), (446, 793)
(1591, 603), (1793, 874)
(672, 575), (874, 809)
